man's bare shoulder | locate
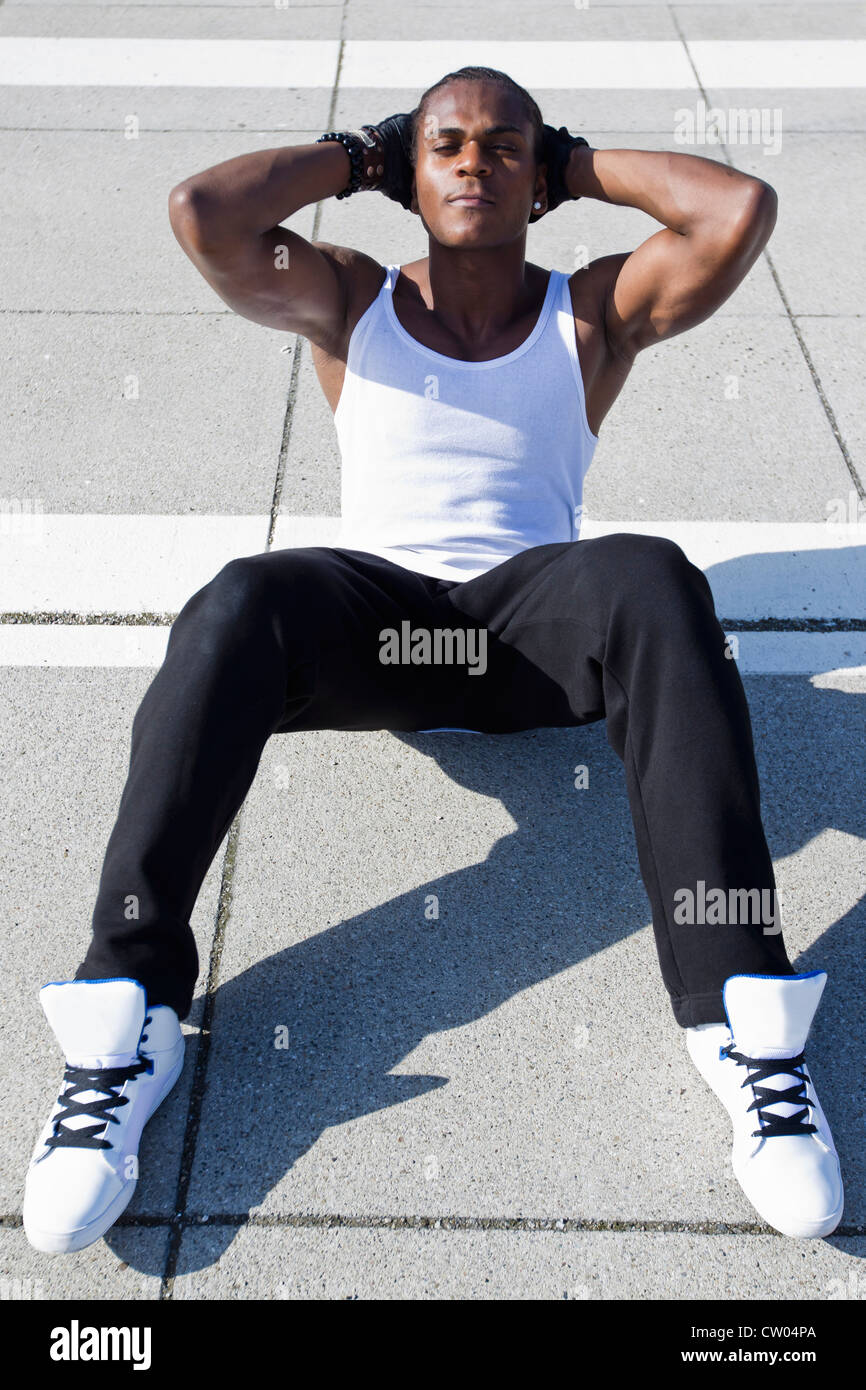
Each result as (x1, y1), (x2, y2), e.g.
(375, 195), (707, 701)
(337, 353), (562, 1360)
(565, 254), (637, 436)
(569, 253), (633, 362)
(309, 242), (388, 355)
(568, 255), (627, 325)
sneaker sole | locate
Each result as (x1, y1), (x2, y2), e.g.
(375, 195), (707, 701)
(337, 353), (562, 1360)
(23, 1042), (185, 1254)
(24, 1174), (140, 1254)
(730, 1157), (844, 1240)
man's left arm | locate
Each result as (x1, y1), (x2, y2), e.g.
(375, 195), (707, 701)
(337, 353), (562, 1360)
(565, 145), (777, 361)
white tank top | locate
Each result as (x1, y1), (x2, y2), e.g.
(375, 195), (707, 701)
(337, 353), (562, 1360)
(333, 263), (598, 581)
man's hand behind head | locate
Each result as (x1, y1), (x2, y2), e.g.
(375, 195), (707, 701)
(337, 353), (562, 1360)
(529, 125), (591, 223)
(360, 113), (416, 210)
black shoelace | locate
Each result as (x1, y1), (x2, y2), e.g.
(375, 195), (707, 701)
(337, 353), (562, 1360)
(723, 1044), (818, 1139)
(44, 1016), (154, 1152)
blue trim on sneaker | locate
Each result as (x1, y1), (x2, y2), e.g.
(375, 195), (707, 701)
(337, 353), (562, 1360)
(721, 970), (827, 1035)
(41, 979), (156, 1062)
(40, 978), (150, 1017)
(41, 978), (147, 992)
(723, 971), (826, 983)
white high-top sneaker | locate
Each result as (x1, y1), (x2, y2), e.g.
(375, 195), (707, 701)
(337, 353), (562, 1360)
(23, 978), (185, 1254)
(686, 971), (843, 1238)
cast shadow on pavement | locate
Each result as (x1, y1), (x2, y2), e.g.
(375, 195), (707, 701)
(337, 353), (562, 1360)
(108, 666), (863, 1275)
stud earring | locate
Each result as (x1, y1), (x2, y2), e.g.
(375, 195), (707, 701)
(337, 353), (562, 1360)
(533, 201), (541, 209)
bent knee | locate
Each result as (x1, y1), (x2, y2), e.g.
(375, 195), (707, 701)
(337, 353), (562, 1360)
(204, 554), (277, 614)
(188, 551), (306, 626)
(593, 531), (698, 578)
(583, 534), (711, 613)
(594, 531), (686, 560)
(204, 547), (348, 622)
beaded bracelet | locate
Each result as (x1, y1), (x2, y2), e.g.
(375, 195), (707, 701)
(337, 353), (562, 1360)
(316, 129), (378, 199)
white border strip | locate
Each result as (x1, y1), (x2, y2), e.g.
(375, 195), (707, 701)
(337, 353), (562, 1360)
(338, 40), (696, 90)
(2, 516), (863, 619)
(0, 38), (340, 89)
(1, 624), (863, 675)
(0, 624), (171, 668)
(0, 39), (864, 91)
(687, 40), (866, 91)
(0, 515), (270, 613)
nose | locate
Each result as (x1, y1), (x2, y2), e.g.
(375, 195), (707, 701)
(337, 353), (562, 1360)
(457, 140), (491, 173)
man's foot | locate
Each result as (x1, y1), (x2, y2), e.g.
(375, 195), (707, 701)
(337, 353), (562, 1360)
(686, 971), (843, 1238)
(23, 978), (185, 1253)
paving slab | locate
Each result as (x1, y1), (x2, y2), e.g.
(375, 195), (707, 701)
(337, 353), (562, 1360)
(0, 313), (297, 514)
(0, 668), (223, 1218)
(0, 5), (343, 33)
(0, 131), (316, 314)
(172, 1224), (866, 1300)
(0, 1226), (168, 1300)
(8, 0), (850, 8)
(341, 0), (679, 42)
(0, 80), (334, 137)
(6, 0), (340, 7)
(280, 336), (342, 520)
(572, 316), (854, 520)
(798, 319), (866, 477)
(704, 133), (866, 316)
(0, 516), (270, 615)
(678, 3), (866, 39)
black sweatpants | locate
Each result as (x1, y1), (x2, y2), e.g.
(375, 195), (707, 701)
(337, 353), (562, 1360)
(74, 534), (794, 1026)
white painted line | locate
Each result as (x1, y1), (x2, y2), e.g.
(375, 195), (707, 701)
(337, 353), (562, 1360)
(0, 624), (170, 668)
(0, 38), (339, 89)
(1, 624), (863, 675)
(0, 514), (270, 614)
(338, 40), (696, 90)
(1, 516), (863, 619)
(272, 514), (342, 550)
(687, 40), (866, 90)
(1, 39), (864, 91)
(731, 635), (866, 676)
(811, 667), (866, 690)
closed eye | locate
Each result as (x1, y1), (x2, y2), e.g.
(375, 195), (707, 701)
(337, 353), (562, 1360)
(434, 144), (516, 152)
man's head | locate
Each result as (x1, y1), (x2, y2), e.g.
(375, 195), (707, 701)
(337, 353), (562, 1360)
(405, 67), (549, 242)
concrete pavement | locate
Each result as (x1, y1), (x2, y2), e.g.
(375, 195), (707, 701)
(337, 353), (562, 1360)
(1, 0), (865, 1301)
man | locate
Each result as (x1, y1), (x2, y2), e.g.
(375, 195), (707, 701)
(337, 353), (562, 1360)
(23, 66), (843, 1254)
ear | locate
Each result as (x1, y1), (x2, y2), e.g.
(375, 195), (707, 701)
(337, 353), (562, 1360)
(528, 164), (548, 223)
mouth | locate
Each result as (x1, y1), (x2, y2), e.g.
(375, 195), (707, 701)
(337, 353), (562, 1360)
(449, 193), (494, 206)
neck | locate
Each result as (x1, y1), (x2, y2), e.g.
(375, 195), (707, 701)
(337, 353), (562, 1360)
(421, 239), (535, 345)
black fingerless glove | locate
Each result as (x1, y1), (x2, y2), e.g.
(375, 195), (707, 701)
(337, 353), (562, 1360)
(360, 112), (416, 210)
(538, 125), (591, 212)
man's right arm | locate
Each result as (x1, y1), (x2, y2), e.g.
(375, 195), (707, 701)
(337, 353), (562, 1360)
(167, 138), (377, 344)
